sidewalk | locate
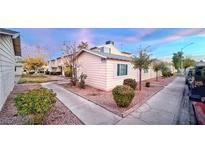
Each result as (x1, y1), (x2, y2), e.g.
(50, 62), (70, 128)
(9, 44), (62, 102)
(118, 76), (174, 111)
(117, 77), (185, 125)
(41, 82), (121, 125)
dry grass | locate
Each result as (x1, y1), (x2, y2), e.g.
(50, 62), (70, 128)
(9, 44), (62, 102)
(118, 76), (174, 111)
(18, 74), (48, 84)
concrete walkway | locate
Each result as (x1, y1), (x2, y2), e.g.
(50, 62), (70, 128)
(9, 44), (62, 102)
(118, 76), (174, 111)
(117, 77), (185, 125)
(41, 82), (121, 125)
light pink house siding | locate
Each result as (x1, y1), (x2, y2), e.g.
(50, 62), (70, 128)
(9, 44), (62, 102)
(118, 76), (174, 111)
(77, 51), (157, 91)
(106, 59), (138, 90)
(77, 52), (107, 90)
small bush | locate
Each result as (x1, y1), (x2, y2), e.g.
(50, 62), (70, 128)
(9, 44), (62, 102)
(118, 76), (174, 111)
(112, 85), (135, 107)
(64, 66), (72, 77)
(123, 78), (137, 90)
(162, 71), (172, 77)
(15, 88), (56, 124)
(162, 67), (172, 78)
(79, 73), (87, 89)
(145, 82), (150, 87)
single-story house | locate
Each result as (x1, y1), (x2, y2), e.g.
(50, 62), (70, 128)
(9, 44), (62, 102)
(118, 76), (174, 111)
(75, 41), (156, 91)
(0, 28), (21, 109)
(76, 48), (156, 91)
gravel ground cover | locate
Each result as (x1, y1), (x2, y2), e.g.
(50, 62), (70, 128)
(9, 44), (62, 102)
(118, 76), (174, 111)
(0, 83), (83, 125)
(60, 76), (176, 116)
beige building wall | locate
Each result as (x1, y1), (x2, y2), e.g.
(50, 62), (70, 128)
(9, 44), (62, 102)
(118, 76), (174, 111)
(77, 52), (107, 90)
(105, 59), (157, 91)
(77, 52), (158, 91)
(106, 59), (138, 90)
(0, 34), (15, 109)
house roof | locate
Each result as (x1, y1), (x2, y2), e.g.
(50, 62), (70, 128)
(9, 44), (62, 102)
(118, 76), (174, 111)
(78, 49), (132, 61)
(0, 28), (21, 56)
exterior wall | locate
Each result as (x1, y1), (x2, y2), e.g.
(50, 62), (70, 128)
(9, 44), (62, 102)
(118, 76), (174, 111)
(105, 59), (157, 91)
(15, 65), (23, 76)
(77, 52), (107, 90)
(76, 52), (159, 91)
(0, 34), (15, 109)
(48, 57), (68, 74)
(106, 59), (138, 90)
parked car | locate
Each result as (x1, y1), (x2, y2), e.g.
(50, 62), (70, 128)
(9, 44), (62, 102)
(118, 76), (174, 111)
(185, 68), (194, 85)
(189, 62), (205, 102)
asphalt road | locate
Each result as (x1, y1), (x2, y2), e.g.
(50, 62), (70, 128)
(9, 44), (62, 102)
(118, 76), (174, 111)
(177, 84), (197, 125)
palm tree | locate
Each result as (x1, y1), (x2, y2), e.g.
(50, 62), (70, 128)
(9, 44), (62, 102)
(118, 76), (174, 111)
(152, 60), (165, 81)
(172, 51), (184, 72)
(132, 49), (152, 91)
(78, 41), (89, 50)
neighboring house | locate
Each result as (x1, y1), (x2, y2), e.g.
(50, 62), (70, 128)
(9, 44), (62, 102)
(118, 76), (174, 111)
(48, 56), (65, 75)
(0, 28), (21, 109)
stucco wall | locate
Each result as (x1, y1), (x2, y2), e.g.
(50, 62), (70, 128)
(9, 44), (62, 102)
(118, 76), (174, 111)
(77, 52), (107, 90)
(0, 34), (15, 109)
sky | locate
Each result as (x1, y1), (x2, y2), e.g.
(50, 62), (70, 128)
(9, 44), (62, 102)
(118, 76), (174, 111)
(11, 28), (205, 61)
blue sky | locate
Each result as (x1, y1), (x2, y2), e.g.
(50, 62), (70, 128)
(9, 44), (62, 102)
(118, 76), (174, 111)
(11, 28), (205, 60)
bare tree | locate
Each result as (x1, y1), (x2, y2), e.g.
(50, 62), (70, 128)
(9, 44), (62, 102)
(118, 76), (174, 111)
(62, 41), (79, 86)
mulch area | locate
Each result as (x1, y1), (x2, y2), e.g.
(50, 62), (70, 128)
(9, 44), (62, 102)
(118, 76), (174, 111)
(0, 83), (83, 125)
(60, 76), (176, 117)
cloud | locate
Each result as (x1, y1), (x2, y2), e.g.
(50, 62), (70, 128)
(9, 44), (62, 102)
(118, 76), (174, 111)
(142, 28), (205, 50)
(73, 28), (94, 46)
(163, 28), (205, 42)
(123, 28), (159, 43)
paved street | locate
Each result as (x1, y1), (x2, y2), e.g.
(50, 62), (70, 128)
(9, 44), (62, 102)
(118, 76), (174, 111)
(117, 77), (186, 125)
(177, 85), (196, 124)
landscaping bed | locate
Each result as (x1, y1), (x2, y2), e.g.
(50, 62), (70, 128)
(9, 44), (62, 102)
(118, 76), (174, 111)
(0, 84), (82, 125)
(60, 76), (176, 117)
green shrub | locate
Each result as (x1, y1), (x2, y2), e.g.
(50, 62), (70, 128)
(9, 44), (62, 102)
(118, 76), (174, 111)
(64, 66), (72, 77)
(15, 88), (56, 124)
(145, 82), (150, 87)
(123, 78), (137, 90)
(112, 85), (135, 107)
(162, 70), (172, 77)
(79, 73), (87, 89)
(162, 67), (172, 77)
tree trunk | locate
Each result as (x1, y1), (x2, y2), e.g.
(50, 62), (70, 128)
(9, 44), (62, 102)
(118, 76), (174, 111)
(156, 71), (158, 81)
(139, 69), (142, 91)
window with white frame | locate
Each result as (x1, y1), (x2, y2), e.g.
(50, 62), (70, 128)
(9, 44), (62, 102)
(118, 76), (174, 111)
(117, 64), (128, 76)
